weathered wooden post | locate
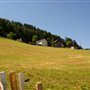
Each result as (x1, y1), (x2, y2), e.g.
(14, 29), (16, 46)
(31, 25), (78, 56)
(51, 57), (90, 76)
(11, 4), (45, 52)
(0, 71), (6, 90)
(35, 82), (43, 90)
(18, 72), (25, 90)
(9, 71), (18, 90)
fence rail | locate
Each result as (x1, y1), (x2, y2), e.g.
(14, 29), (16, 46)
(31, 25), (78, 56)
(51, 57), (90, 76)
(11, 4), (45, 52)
(0, 71), (43, 90)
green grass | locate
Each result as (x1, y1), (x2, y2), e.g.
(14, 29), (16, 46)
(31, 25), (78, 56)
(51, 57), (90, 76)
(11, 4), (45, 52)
(0, 37), (90, 90)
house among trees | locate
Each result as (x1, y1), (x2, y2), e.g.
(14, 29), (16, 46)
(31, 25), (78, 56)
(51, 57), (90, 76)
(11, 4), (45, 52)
(54, 39), (64, 48)
(0, 18), (82, 49)
(70, 45), (81, 49)
(36, 39), (48, 46)
(17, 38), (22, 42)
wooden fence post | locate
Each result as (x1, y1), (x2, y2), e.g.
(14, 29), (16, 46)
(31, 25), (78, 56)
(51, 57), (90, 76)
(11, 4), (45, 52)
(9, 71), (18, 90)
(35, 82), (43, 90)
(0, 71), (6, 90)
(18, 72), (25, 90)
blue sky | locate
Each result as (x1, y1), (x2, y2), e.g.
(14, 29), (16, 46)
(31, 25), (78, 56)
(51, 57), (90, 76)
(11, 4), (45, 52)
(0, 0), (90, 48)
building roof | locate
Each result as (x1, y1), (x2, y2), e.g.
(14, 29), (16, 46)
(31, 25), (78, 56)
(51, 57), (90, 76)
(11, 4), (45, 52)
(36, 39), (47, 43)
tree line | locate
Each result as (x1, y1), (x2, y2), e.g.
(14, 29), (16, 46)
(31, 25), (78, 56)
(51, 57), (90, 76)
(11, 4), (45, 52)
(0, 18), (82, 49)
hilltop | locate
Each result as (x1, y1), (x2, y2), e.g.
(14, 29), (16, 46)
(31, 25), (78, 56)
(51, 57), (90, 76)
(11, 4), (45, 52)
(0, 37), (90, 90)
(0, 18), (82, 49)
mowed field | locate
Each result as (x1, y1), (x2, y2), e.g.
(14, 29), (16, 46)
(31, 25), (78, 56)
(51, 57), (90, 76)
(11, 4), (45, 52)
(0, 37), (90, 90)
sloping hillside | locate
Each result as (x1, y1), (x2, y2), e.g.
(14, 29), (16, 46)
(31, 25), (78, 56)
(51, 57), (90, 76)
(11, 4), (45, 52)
(0, 37), (90, 90)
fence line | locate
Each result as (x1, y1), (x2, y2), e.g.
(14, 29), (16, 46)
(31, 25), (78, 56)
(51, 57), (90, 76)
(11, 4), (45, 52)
(0, 71), (43, 90)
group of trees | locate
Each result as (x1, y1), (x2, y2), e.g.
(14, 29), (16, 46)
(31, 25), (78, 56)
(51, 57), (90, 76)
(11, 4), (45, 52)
(0, 18), (82, 49)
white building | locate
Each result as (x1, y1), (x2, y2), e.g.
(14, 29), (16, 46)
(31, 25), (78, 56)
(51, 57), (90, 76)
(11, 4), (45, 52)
(36, 39), (48, 46)
(70, 46), (75, 49)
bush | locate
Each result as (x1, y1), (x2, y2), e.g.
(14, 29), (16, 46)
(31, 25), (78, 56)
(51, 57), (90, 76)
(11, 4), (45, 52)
(6, 32), (16, 39)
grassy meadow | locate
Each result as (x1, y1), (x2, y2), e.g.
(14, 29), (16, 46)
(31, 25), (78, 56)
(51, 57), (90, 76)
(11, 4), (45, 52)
(0, 37), (90, 90)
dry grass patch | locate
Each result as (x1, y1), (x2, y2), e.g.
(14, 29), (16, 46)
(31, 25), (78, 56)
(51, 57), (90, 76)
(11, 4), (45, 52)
(0, 38), (90, 90)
